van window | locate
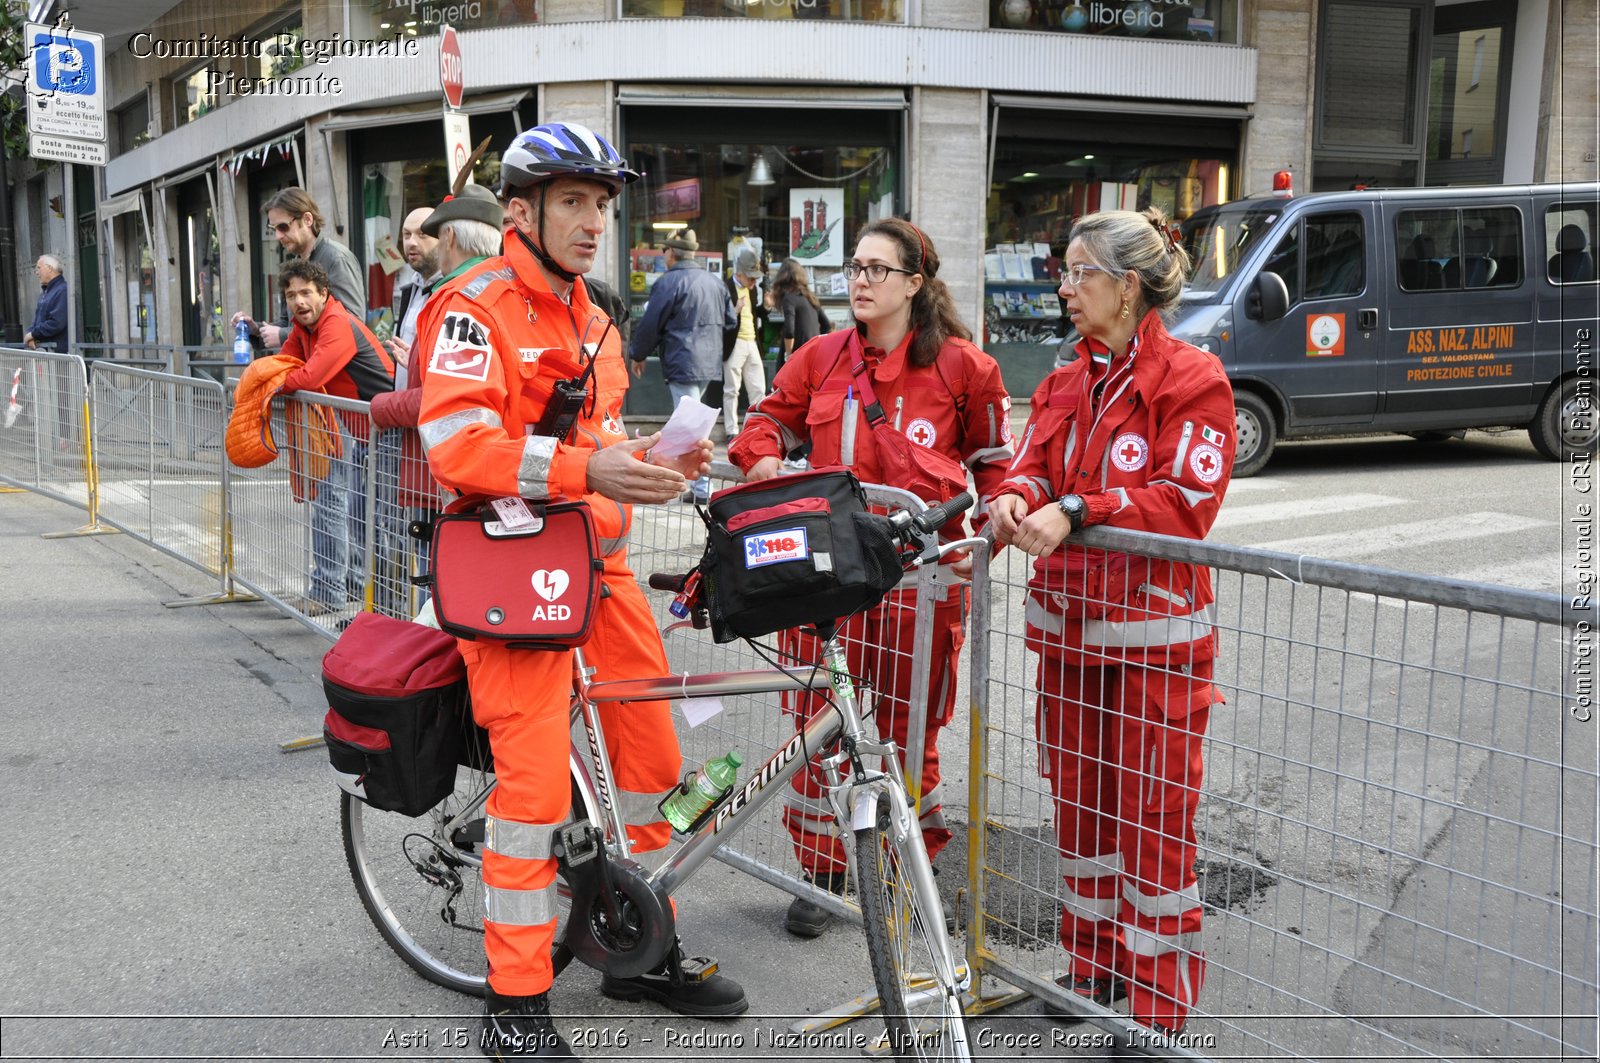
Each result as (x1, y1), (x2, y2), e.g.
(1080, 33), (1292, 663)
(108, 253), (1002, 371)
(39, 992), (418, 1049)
(1545, 204), (1597, 284)
(1395, 206), (1522, 292)
(1304, 213), (1365, 299)
(1182, 205), (1285, 295)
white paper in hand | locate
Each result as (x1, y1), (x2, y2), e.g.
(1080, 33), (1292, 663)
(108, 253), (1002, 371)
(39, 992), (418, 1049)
(653, 395), (719, 459)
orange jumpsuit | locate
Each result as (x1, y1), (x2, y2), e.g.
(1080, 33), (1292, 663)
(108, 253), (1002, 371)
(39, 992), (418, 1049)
(417, 235), (682, 998)
(729, 328), (1013, 877)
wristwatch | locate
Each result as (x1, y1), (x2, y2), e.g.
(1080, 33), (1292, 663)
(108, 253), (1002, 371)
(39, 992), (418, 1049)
(1057, 493), (1086, 534)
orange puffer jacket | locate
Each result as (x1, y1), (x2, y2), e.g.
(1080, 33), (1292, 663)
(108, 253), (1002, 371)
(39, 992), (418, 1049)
(227, 354), (342, 502)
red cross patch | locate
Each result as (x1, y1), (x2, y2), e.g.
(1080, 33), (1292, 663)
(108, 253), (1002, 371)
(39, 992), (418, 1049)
(1110, 432), (1149, 472)
(905, 417), (938, 448)
(1189, 442), (1224, 484)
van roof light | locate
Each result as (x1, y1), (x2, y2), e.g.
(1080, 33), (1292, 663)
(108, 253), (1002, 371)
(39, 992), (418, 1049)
(1273, 170), (1294, 197)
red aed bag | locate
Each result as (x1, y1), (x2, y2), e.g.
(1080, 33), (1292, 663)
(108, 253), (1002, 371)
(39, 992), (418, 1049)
(429, 500), (605, 649)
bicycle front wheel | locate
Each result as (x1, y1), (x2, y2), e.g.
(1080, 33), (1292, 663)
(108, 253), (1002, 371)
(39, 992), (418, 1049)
(342, 749), (597, 997)
(855, 801), (972, 1062)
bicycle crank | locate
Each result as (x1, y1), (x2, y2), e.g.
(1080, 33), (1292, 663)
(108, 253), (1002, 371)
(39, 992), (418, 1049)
(556, 822), (675, 979)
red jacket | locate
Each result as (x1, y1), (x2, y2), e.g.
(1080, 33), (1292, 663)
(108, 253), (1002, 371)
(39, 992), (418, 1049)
(997, 311), (1235, 667)
(278, 296), (395, 435)
(729, 328), (1014, 520)
(416, 236), (634, 556)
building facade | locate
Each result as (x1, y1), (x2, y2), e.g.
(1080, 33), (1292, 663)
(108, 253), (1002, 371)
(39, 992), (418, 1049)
(10, 0), (1596, 399)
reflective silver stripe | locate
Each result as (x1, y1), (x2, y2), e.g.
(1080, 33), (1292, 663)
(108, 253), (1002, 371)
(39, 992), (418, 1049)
(484, 882), (558, 926)
(917, 782), (944, 811)
(618, 787), (677, 827)
(462, 265), (515, 299)
(1172, 421), (1194, 477)
(743, 410), (801, 455)
(516, 435), (558, 499)
(841, 395), (858, 465)
(986, 401), (997, 444)
(1149, 478), (1214, 509)
(1081, 604), (1216, 649)
(485, 816), (555, 860)
(1025, 598), (1063, 635)
(1123, 881), (1203, 919)
(1060, 423), (1079, 482)
(1138, 582), (1190, 608)
(1126, 926), (1204, 958)
(1062, 883), (1120, 922)
(419, 407), (503, 452)
(1060, 851), (1124, 879)
(967, 445), (1015, 466)
(1109, 486), (1132, 511)
(1011, 422), (1037, 469)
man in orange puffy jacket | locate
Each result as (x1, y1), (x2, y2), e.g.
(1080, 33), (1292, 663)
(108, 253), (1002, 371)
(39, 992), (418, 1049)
(417, 122), (740, 1062)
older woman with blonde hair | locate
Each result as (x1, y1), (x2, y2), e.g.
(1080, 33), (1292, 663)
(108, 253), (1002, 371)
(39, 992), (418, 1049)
(992, 207), (1236, 1040)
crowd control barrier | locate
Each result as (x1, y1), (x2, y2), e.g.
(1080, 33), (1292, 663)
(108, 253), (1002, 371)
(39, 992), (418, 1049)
(1, 374), (1593, 1061)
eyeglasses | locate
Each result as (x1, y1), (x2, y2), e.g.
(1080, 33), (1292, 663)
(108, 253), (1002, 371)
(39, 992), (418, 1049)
(272, 221), (294, 235)
(843, 262), (917, 284)
(1062, 263), (1117, 286)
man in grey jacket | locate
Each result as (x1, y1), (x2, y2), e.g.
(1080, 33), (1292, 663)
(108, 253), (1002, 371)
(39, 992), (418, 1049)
(231, 187), (365, 351)
(627, 228), (734, 407)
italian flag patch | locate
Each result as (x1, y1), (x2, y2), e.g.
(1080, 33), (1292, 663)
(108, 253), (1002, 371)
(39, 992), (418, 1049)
(1201, 425), (1226, 447)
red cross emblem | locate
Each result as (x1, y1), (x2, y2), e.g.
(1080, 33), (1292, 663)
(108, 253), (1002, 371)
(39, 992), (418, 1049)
(1110, 432), (1148, 472)
(906, 418), (937, 448)
(1189, 442), (1224, 484)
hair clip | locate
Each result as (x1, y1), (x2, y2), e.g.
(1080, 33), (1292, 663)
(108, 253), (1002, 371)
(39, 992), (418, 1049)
(1149, 216), (1180, 255)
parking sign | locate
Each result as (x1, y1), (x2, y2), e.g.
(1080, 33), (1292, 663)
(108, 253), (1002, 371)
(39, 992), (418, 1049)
(25, 23), (106, 142)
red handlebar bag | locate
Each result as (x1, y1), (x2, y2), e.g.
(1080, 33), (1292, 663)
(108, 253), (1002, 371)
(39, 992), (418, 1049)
(429, 500), (605, 650)
(321, 612), (473, 817)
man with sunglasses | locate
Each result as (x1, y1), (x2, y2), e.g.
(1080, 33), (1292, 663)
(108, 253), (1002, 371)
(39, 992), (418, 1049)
(416, 122), (739, 1061)
(232, 187), (364, 352)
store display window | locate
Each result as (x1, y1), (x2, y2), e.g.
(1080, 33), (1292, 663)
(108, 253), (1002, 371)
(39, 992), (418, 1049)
(621, 106), (901, 336)
(370, 0), (540, 34)
(984, 106), (1239, 384)
(990, 0), (1240, 43)
(622, 0), (901, 23)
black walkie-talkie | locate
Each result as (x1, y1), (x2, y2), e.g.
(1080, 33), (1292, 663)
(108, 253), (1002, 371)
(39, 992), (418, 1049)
(531, 318), (613, 442)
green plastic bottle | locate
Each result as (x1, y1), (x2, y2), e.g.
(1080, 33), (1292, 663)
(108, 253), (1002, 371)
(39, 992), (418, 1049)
(661, 751), (743, 832)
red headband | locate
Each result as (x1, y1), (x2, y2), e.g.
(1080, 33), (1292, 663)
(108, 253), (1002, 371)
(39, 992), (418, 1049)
(906, 222), (929, 272)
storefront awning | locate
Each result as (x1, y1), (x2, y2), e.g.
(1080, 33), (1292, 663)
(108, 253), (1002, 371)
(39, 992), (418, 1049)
(989, 94), (1253, 121)
(96, 190), (143, 221)
(619, 85), (906, 110)
(318, 88), (532, 132)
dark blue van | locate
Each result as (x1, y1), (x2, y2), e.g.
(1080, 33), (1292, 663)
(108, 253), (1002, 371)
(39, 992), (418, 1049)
(1173, 183), (1599, 475)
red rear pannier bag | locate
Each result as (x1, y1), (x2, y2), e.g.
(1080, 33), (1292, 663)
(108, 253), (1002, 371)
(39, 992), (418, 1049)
(321, 612), (475, 816)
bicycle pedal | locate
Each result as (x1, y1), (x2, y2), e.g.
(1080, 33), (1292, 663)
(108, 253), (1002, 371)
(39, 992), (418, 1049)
(679, 955), (719, 982)
(556, 822), (600, 866)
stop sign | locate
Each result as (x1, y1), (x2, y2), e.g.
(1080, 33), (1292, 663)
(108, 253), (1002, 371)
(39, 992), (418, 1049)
(439, 25), (464, 110)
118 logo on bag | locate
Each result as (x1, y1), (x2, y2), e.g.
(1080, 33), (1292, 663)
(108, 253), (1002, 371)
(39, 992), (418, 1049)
(743, 528), (809, 567)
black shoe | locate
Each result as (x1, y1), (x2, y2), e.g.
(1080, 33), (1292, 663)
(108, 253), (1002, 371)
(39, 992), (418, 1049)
(481, 990), (578, 1060)
(784, 872), (847, 938)
(599, 938), (748, 1017)
(1047, 973), (1128, 1024)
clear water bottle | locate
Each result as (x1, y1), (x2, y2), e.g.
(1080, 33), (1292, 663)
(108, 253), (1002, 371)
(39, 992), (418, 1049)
(232, 320), (253, 365)
(661, 750), (743, 832)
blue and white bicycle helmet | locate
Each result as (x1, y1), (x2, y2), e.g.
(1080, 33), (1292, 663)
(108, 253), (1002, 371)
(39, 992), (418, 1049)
(499, 122), (640, 192)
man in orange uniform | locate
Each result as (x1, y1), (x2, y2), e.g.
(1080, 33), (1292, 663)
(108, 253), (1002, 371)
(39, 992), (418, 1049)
(416, 123), (742, 1061)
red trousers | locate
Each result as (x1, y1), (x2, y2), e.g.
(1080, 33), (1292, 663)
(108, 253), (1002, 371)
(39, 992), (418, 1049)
(1035, 652), (1214, 1031)
(465, 553), (681, 997)
(780, 585), (967, 877)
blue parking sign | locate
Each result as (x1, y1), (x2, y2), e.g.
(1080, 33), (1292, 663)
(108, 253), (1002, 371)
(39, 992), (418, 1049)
(33, 30), (97, 97)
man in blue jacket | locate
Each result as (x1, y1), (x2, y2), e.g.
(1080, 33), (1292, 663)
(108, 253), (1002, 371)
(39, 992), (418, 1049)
(24, 255), (68, 353)
(627, 229), (734, 407)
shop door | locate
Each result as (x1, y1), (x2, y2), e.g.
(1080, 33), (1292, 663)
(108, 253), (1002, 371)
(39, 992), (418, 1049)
(74, 167), (102, 343)
(177, 178), (222, 348)
(1231, 207), (1379, 428)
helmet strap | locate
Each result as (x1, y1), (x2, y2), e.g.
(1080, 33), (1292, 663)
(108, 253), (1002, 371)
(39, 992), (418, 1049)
(513, 183), (579, 286)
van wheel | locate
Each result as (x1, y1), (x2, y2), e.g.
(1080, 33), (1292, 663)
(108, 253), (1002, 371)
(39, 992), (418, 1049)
(1233, 392), (1276, 478)
(1529, 378), (1597, 461)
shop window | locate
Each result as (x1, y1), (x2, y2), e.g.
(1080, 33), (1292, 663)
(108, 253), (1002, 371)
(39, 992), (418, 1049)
(622, 0), (901, 23)
(172, 65), (219, 127)
(372, 0), (539, 34)
(1546, 205), (1597, 285)
(1318, 0), (1421, 151)
(120, 212), (157, 344)
(258, 15), (306, 80)
(990, 0), (1239, 43)
(1394, 206), (1521, 293)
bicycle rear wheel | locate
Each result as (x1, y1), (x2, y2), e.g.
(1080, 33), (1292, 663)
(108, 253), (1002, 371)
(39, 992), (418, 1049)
(342, 742), (598, 997)
(855, 800), (972, 1062)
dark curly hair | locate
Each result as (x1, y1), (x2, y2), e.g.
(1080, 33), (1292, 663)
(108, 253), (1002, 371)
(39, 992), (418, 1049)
(854, 218), (971, 368)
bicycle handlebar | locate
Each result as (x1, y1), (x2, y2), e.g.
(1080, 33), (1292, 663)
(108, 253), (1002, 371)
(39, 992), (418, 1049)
(910, 491), (975, 538)
(646, 572), (688, 593)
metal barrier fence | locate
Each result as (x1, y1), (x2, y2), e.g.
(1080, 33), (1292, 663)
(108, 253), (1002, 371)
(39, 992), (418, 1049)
(3, 376), (1594, 1059)
(967, 528), (1595, 1061)
(86, 362), (252, 606)
(0, 347), (93, 517)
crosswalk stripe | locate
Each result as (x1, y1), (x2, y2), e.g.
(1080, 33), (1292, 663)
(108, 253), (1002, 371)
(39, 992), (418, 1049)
(1220, 478), (1282, 495)
(1256, 511), (1552, 559)
(1215, 493), (1407, 530)
(1449, 553), (1568, 592)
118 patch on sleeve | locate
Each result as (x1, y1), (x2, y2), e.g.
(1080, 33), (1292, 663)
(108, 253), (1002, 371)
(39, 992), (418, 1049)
(429, 311), (494, 381)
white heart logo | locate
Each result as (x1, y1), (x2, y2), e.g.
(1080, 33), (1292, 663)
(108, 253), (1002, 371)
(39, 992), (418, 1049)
(531, 568), (569, 602)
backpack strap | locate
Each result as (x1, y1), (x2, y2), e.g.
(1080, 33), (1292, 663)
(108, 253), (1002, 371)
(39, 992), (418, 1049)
(930, 339), (968, 415)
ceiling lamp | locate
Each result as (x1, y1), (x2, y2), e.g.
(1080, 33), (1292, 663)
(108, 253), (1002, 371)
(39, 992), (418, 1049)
(748, 154), (775, 187)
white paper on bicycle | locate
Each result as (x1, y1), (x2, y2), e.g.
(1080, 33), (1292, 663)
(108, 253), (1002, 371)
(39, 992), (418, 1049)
(680, 696), (726, 728)
(652, 396), (719, 459)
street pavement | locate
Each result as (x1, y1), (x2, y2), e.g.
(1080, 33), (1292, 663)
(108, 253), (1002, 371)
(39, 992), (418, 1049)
(0, 488), (1095, 1063)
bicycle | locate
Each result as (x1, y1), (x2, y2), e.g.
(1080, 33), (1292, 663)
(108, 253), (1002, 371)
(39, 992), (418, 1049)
(340, 490), (983, 1061)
